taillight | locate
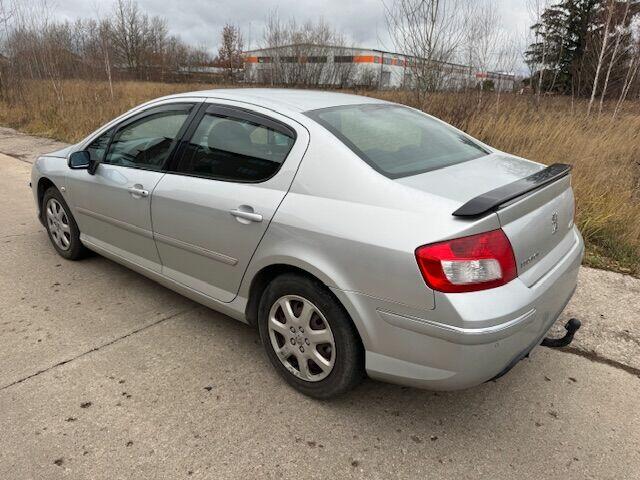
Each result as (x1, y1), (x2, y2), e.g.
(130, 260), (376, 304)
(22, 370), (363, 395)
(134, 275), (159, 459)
(415, 229), (517, 293)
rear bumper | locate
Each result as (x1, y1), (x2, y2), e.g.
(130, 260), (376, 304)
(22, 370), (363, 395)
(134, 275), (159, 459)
(332, 227), (584, 390)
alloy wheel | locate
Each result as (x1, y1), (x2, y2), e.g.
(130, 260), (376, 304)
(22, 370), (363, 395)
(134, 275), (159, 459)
(267, 295), (336, 382)
(46, 198), (71, 251)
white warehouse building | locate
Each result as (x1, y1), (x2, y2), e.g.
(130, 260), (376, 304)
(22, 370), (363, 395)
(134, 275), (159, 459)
(243, 44), (515, 92)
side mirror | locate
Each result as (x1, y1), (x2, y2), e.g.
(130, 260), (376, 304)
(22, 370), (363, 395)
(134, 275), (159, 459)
(68, 151), (90, 169)
(68, 150), (99, 175)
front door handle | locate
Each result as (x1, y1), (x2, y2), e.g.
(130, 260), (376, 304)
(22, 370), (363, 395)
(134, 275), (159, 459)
(128, 186), (149, 198)
(230, 208), (263, 223)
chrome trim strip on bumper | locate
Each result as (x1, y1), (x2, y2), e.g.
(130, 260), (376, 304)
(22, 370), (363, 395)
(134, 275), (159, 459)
(377, 308), (537, 345)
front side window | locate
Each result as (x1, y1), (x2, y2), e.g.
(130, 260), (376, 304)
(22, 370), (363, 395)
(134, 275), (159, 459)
(104, 109), (191, 171)
(306, 104), (489, 178)
(86, 128), (114, 163)
(175, 113), (295, 182)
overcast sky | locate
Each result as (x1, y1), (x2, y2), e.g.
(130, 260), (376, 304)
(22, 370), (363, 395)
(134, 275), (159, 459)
(50, 0), (532, 56)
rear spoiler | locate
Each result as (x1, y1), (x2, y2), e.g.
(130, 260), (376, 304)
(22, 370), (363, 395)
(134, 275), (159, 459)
(452, 163), (572, 218)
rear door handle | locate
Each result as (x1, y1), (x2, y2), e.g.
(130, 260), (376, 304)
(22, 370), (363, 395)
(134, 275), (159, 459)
(230, 208), (263, 223)
(128, 186), (149, 198)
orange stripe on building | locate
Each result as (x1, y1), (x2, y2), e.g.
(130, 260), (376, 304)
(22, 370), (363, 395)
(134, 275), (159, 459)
(354, 55), (381, 64)
(244, 56), (259, 63)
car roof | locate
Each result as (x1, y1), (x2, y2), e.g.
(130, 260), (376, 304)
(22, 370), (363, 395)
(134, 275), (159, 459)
(167, 88), (389, 114)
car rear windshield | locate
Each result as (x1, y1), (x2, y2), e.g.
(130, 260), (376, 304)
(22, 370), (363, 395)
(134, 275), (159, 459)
(306, 104), (489, 178)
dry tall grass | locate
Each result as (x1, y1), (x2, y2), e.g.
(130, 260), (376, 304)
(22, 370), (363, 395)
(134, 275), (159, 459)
(1, 80), (638, 275)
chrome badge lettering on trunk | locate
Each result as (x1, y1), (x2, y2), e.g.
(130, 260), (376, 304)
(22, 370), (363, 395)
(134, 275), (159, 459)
(521, 252), (540, 269)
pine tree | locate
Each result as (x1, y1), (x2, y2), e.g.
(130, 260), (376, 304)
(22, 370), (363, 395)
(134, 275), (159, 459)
(526, 0), (602, 95)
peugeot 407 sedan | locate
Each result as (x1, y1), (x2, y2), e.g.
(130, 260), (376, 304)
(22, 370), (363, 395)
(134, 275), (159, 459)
(31, 89), (583, 398)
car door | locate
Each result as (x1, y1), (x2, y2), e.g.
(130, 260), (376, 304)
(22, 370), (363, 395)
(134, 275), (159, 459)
(150, 103), (309, 302)
(67, 102), (198, 272)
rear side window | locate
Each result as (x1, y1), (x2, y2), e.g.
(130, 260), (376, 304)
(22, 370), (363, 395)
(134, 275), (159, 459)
(175, 113), (295, 182)
(306, 104), (488, 178)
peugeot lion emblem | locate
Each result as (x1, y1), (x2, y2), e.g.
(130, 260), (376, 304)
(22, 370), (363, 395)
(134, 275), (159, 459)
(551, 212), (559, 235)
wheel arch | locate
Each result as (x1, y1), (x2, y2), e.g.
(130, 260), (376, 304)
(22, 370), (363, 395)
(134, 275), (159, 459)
(245, 263), (328, 327)
(36, 177), (58, 223)
(244, 263), (364, 354)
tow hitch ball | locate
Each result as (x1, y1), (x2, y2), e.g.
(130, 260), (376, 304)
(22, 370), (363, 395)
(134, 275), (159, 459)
(541, 318), (582, 348)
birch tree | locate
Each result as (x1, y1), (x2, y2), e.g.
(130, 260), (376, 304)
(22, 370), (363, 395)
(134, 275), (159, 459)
(587, 0), (615, 116)
(598, 0), (632, 115)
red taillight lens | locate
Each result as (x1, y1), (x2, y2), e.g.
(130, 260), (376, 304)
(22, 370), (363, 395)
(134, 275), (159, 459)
(415, 229), (517, 293)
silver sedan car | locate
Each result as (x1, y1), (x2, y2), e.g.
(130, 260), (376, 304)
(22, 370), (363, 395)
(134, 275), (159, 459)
(31, 89), (583, 398)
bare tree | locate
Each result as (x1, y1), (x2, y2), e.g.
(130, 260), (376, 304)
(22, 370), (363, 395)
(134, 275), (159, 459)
(463, 0), (501, 101)
(327, 43), (357, 88)
(0, 0), (217, 99)
(493, 32), (522, 111)
(613, 22), (640, 118)
(587, 0), (615, 117)
(0, 0), (16, 99)
(384, 0), (467, 102)
(8, 0), (68, 103)
(598, 0), (633, 116)
(217, 23), (243, 81)
(261, 9), (286, 85)
(260, 11), (351, 87)
(111, 0), (153, 79)
(526, 0), (551, 107)
(98, 20), (115, 99)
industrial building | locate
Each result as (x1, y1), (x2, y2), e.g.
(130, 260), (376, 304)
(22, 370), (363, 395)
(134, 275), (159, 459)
(243, 44), (515, 91)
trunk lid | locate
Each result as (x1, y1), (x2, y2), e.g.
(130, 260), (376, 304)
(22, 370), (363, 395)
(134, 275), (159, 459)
(397, 153), (577, 286)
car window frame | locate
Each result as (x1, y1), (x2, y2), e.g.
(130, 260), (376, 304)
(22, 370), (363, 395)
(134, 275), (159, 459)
(92, 102), (201, 172)
(165, 103), (298, 184)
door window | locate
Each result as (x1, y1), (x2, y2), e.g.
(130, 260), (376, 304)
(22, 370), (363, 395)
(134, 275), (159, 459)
(86, 128), (114, 162)
(104, 108), (191, 171)
(175, 112), (295, 182)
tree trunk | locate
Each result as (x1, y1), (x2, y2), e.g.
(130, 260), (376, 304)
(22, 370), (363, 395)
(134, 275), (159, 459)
(598, 0), (631, 117)
(587, 0), (614, 117)
(613, 57), (639, 119)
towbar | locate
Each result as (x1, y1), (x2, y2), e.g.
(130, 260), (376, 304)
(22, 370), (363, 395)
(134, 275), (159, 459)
(541, 318), (582, 349)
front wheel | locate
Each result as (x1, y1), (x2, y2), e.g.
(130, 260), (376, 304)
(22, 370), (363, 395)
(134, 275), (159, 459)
(258, 274), (364, 399)
(42, 187), (87, 260)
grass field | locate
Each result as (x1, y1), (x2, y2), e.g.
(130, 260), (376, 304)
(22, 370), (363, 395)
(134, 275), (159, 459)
(1, 79), (638, 276)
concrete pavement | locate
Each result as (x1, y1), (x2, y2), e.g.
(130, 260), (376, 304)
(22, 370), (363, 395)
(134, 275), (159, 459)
(1, 145), (639, 479)
(0, 127), (68, 164)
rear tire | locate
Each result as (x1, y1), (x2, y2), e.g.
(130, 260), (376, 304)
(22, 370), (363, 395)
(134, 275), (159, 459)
(42, 187), (87, 260)
(258, 273), (364, 399)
